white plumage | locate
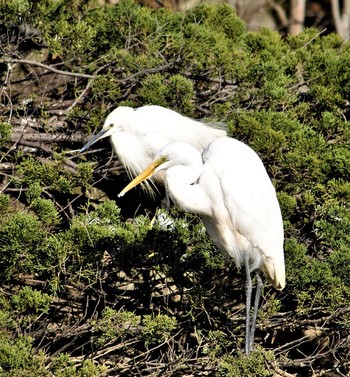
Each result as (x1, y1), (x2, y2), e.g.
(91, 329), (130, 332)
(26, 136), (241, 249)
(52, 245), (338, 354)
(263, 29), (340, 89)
(119, 136), (285, 354)
(80, 105), (226, 193)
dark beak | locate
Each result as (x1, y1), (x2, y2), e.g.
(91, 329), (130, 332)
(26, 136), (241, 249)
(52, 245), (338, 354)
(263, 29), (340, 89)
(80, 128), (109, 153)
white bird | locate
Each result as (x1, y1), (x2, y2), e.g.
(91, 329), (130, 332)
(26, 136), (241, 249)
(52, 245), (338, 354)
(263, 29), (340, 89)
(118, 136), (285, 355)
(80, 105), (226, 194)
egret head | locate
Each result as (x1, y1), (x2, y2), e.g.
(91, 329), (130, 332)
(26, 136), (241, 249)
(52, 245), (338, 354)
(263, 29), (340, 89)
(117, 154), (168, 197)
(79, 107), (135, 153)
(118, 142), (201, 197)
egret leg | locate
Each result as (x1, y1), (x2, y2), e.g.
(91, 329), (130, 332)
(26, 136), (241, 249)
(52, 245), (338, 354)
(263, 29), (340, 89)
(244, 256), (253, 355)
(248, 272), (263, 352)
(164, 190), (171, 211)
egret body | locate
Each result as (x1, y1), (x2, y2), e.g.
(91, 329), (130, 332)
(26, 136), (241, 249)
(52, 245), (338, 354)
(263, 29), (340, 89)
(118, 137), (285, 355)
(80, 105), (226, 193)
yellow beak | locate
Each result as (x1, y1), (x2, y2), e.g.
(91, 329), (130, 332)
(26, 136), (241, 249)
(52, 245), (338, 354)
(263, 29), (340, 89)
(118, 161), (158, 197)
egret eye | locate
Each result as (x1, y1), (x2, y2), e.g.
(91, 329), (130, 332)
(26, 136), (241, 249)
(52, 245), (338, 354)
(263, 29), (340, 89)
(109, 123), (113, 129)
(154, 155), (168, 168)
(159, 156), (168, 165)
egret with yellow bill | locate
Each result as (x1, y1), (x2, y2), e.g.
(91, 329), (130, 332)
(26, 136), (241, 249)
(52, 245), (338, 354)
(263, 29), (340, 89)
(80, 105), (226, 194)
(118, 136), (285, 355)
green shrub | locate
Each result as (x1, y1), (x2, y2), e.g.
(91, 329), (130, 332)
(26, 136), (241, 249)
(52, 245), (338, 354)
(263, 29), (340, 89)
(11, 286), (51, 315)
(142, 314), (177, 347)
(0, 213), (48, 280)
(92, 307), (140, 345)
(0, 0), (349, 375)
(0, 333), (47, 377)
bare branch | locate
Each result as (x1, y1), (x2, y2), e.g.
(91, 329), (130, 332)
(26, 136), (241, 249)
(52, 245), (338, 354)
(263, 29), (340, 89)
(9, 131), (86, 145)
(0, 58), (96, 79)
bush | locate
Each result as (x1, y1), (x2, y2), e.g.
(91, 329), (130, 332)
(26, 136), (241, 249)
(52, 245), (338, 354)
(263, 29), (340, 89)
(0, 0), (349, 375)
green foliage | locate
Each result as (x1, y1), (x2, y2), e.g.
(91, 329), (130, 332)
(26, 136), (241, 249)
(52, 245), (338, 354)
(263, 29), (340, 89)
(25, 182), (42, 203)
(0, 212), (48, 280)
(285, 239), (350, 312)
(0, 333), (48, 377)
(89, 73), (122, 106)
(0, 0), (31, 26)
(167, 74), (196, 112)
(142, 314), (177, 347)
(0, 307), (16, 332)
(329, 247), (350, 286)
(204, 330), (235, 358)
(258, 294), (282, 321)
(139, 74), (195, 112)
(74, 359), (107, 377)
(68, 200), (139, 256)
(17, 158), (75, 194)
(93, 307), (140, 345)
(0, 122), (11, 147)
(11, 286), (51, 315)
(277, 191), (297, 218)
(216, 347), (275, 377)
(51, 356), (107, 377)
(139, 73), (168, 107)
(31, 198), (61, 227)
(1, 0), (350, 375)
(0, 194), (10, 214)
(316, 203), (350, 250)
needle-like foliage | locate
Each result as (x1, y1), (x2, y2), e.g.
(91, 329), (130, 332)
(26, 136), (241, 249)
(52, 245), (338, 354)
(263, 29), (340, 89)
(0, 0), (349, 375)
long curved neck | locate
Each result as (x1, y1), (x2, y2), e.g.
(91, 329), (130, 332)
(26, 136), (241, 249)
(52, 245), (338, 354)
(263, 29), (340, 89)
(165, 164), (211, 217)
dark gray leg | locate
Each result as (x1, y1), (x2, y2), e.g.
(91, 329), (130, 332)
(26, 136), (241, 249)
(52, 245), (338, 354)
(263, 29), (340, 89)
(244, 255), (252, 355)
(248, 272), (263, 352)
(164, 189), (171, 211)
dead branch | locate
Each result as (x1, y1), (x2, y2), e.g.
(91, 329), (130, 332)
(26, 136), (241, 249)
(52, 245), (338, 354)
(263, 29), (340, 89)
(0, 58), (96, 79)
(9, 131), (86, 145)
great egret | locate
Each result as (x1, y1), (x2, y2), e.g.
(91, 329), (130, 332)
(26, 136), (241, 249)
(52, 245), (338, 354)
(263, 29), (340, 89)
(118, 136), (285, 355)
(80, 105), (226, 194)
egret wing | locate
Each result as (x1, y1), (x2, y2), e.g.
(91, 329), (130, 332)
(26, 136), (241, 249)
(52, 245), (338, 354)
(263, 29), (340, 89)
(201, 137), (285, 289)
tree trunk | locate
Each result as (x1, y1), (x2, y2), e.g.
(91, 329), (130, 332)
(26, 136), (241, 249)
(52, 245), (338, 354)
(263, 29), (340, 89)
(331, 0), (350, 41)
(289, 0), (306, 35)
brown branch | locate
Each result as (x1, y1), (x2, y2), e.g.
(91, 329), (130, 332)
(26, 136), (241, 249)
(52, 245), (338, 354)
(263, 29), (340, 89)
(35, 157), (77, 174)
(10, 131), (86, 145)
(91, 339), (140, 362)
(0, 163), (15, 171)
(66, 64), (111, 113)
(0, 58), (96, 79)
(299, 28), (327, 48)
(267, 0), (289, 28)
(275, 335), (311, 354)
(17, 139), (53, 155)
(280, 336), (348, 368)
(117, 63), (173, 85)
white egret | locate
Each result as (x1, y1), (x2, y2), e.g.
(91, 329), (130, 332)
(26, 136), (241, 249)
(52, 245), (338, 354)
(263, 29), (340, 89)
(118, 136), (285, 355)
(80, 105), (226, 194)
